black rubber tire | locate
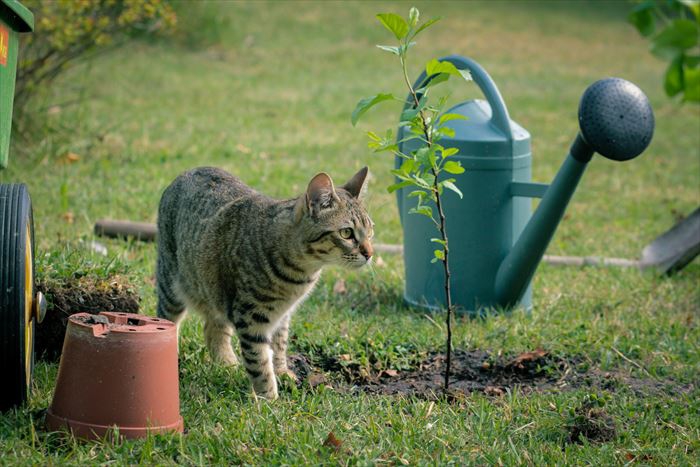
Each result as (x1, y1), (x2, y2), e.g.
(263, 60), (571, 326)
(0, 183), (35, 412)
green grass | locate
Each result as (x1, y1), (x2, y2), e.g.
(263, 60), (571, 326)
(1, 1), (699, 464)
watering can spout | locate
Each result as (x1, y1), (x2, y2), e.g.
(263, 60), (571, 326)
(494, 78), (655, 309)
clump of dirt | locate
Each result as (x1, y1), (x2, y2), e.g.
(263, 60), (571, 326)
(566, 399), (617, 443)
(36, 275), (140, 361)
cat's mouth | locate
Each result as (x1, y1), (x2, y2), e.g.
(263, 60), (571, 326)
(341, 255), (371, 269)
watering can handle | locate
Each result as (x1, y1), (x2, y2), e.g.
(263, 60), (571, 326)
(405, 55), (513, 139)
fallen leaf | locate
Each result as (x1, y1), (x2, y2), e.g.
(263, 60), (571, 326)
(47, 105), (61, 115)
(374, 256), (385, 267)
(508, 348), (548, 369)
(235, 143), (252, 154)
(62, 212), (75, 224)
(380, 369), (399, 378)
(60, 152), (80, 163)
(308, 373), (327, 388)
(338, 354), (351, 361)
(333, 279), (347, 294)
(484, 385), (505, 397)
(322, 431), (343, 451)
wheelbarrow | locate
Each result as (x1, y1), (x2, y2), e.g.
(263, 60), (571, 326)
(0, 0), (45, 412)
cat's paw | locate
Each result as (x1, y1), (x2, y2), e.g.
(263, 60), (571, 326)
(254, 388), (279, 401)
(214, 351), (239, 367)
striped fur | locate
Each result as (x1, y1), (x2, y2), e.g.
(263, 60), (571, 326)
(156, 166), (372, 399)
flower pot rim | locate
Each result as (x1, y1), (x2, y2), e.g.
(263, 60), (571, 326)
(45, 410), (184, 440)
(68, 311), (175, 337)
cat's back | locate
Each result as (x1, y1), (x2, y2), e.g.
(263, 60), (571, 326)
(160, 166), (256, 218)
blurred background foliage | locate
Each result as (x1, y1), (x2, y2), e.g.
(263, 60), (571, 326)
(14, 0), (176, 123)
(629, 0), (700, 102)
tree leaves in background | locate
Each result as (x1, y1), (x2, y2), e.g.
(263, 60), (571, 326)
(629, 0), (700, 102)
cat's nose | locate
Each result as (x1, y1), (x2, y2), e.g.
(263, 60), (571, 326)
(360, 242), (373, 260)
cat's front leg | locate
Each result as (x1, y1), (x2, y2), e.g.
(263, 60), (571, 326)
(237, 331), (278, 400)
(271, 314), (297, 381)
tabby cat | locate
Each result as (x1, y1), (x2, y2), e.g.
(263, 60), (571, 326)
(156, 166), (373, 400)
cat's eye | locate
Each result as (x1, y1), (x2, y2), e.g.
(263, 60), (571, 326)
(339, 228), (353, 239)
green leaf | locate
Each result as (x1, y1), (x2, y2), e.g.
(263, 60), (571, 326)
(438, 127), (456, 138)
(408, 189), (427, 199)
(441, 180), (463, 198)
(682, 63), (700, 101)
(417, 72), (451, 92)
(413, 17), (440, 37)
(351, 93), (394, 126)
(433, 249), (445, 260)
(409, 205), (434, 219)
(367, 131), (381, 142)
(400, 97), (427, 122)
(411, 173), (432, 189)
(665, 55), (684, 97)
(414, 146), (431, 166)
(628, 1), (656, 37)
(377, 13), (409, 40)
(441, 147), (459, 159)
(438, 113), (468, 125)
(430, 238), (446, 246)
(443, 160), (465, 174)
(428, 149), (437, 169)
(376, 44), (400, 55)
(426, 58), (473, 82)
(399, 158), (416, 174)
(679, 0), (700, 19)
(387, 180), (414, 193)
(651, 19), (699, 59)
(409, 7), (419, 27)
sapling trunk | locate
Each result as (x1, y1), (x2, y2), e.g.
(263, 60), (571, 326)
(432, 173), (453, 391)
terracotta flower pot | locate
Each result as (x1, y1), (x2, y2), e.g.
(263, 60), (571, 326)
(46, 312), (183, 440)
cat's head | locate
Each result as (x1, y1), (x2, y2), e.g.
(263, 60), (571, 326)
(295, 167), (374, 269)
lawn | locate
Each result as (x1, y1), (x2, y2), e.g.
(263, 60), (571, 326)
(1, 0), (699, 464)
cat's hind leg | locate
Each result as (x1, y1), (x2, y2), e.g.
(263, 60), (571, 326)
(204, 315), (239, 366)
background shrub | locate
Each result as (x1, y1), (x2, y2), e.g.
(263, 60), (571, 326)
(14, 0), (176, 122)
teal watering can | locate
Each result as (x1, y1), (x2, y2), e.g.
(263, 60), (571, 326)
(396, 56), (654, 315)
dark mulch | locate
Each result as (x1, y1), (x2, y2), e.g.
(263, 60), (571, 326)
(36, 275), (140, 361)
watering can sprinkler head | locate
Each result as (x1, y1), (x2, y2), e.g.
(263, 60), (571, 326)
(572, 78), (655, 163)
(495, 77), (655, 310)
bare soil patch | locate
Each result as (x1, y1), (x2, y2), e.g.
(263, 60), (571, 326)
(36, 275), (140, 361)
(288, 348), (695, 401)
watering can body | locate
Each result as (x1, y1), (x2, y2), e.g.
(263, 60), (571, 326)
(395, 56), (654, 315)
(397, 56), (537, 314)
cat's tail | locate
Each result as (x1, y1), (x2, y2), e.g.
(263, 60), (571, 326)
(156, 278), (186, 323)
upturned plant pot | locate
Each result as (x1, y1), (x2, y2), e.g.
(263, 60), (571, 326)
(46, 312), (183, 440)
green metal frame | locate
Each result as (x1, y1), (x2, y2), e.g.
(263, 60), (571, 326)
(0, 0), (33, 169)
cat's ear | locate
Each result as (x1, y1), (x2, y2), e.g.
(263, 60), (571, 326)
(341, 166), (369, 199)
(297, 172), (339, 220)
